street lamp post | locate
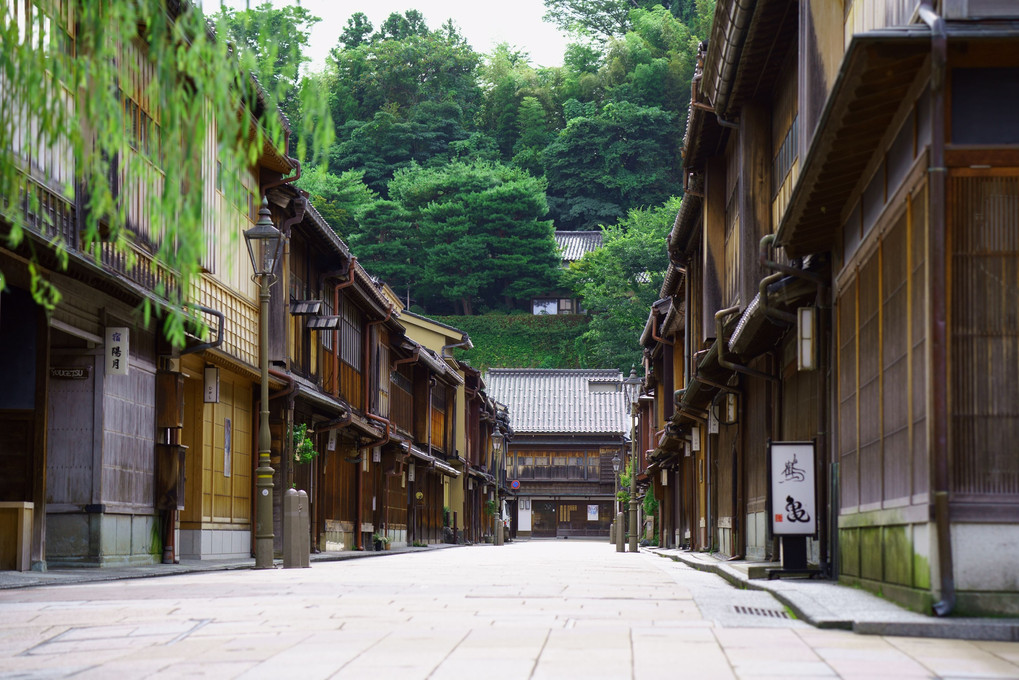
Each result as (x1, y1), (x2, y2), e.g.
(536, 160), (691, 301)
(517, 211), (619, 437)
(244, 198), (285, 569)
(493, 429), (505, 546)
(611, 452), (621, 547)
(623, 366), (641, 553)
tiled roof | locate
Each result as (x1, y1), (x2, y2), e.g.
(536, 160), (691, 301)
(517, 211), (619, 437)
(555, 231), (603, 263)
(484, 369), (627, 435)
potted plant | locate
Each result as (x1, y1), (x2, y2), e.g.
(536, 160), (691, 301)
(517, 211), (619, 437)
(290, 423), (318, 464)
(372, 532), (390, 551)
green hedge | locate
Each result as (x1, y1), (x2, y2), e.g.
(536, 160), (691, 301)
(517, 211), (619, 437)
(432, 314), (592, 371)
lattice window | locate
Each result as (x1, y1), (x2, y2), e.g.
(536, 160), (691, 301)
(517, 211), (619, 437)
(378, 339), (390, 419)
(340, 296), (362, 371)
(772, 115), (798, 198)
(724, 190), (740, 306)
(837, 183), (930, 512)
(949, 171), (1019, 498)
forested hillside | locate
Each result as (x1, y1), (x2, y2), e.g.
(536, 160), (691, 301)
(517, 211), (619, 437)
(219, 0), (714, 370)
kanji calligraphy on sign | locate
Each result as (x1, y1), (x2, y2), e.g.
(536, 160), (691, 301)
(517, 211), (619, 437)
(105, 327), (129, 376)
(769, 441), (816, 536)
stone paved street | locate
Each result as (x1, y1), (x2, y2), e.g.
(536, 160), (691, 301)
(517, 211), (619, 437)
(2, 541), (1019, 679)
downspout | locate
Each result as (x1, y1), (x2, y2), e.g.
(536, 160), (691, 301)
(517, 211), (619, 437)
(442, 335), (473, 358)
(261, 158), (302, 193)
(651, 312), (675, 346)
(715, 306), (779, 383)
(280, 196), (307, 238)
(919, 0), (954, 618)
(760, 234), (826, 288)
(758, 271), (796, 325)
(672, 388), (709, 423)
(394, 348), (420, 368)
(180, 304), (225, 355)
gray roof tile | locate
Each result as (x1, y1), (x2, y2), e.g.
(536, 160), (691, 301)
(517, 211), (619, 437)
(555, 231), (603, 263)
(484, 368), (627, 435)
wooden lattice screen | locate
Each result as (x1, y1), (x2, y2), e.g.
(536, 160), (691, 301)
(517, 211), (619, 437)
(949, 171), (1019, 499)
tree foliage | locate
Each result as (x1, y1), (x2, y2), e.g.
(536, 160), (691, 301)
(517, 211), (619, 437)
(565, 197), (681, 372)
(543, 0), (710, 42)
(328, 13), (481, 126)
(214, 1), (320, 140)
(295, 167), (377, 239)
(0, 2), (330, 344)
(353, 161), (561, 315)
(544, 101), (676, 230)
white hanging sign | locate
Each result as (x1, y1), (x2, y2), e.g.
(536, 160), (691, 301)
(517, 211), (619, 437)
(204, 365), (220, 403)
(769, 441), (816, 536)
(105, 327), (129, 375)
(691, 427), (701, 451)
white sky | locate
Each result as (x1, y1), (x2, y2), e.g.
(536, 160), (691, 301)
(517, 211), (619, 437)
(218, 1), (573, 69)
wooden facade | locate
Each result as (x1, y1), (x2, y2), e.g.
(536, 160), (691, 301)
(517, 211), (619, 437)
(641, 0), (1019, 617)
(0, 1), (296, 567)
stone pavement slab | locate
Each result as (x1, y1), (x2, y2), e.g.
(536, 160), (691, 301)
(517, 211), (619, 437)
(2, 542), (1019, 678)
(651, 547), (1019, 642)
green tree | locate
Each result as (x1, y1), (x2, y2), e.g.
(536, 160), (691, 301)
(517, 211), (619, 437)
(511, 97), (552, 176)
(543, 101), (676, 230)
(328, 101), (471, 197)
(295, 167), (377, 238)
(329, 15), (481, 126)
(565, 197), (680, 372)
(347, 199), (422, 302)
(1, 2), (330, 343)
(367, 161), (560, 315)
(215, 2), (324, 154)
(339, 12), (374, 49)
(543, 0), (708, 42)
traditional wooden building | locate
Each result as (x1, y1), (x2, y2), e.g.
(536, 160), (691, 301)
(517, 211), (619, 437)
(645, 0), (1019, 616)
(0, 4), (292, 568)
(531, 231), (602, 315)
(485, 369), (625, 539)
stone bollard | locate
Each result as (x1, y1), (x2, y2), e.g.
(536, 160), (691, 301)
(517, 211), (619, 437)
(283, 489), (300, 568)
(298, 490), (310, 568)
(616, 512), (625, 552)
(609, 520), (615, 544)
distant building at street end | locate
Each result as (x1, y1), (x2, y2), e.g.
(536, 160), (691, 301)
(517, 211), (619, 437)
(485, 369), (626, 539)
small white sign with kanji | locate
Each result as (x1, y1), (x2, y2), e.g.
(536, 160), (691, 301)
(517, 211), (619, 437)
(105, 327), (129, 376)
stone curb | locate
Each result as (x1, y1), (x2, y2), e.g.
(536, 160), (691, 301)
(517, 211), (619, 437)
(0, 543), (465, 591)
(648, 548), (1019, 642)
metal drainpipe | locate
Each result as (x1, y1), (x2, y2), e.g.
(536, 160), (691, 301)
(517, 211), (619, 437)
(758, 272), (796, 325)
(651, 311), (675, 347)
(715, 306), (779, 383)
(441, 335), (473, 358)
(919, 0), (954, 618)
(180, 304), (225, 355)
(760, 234), (826, 288)
(261, 158), (302, 193)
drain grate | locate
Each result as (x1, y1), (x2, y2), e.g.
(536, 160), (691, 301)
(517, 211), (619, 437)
(732, 605), (790, 619)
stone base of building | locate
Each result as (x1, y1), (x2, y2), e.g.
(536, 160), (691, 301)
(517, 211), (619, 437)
(178, 528), (251, 560)
(46, 511), (162, 567)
